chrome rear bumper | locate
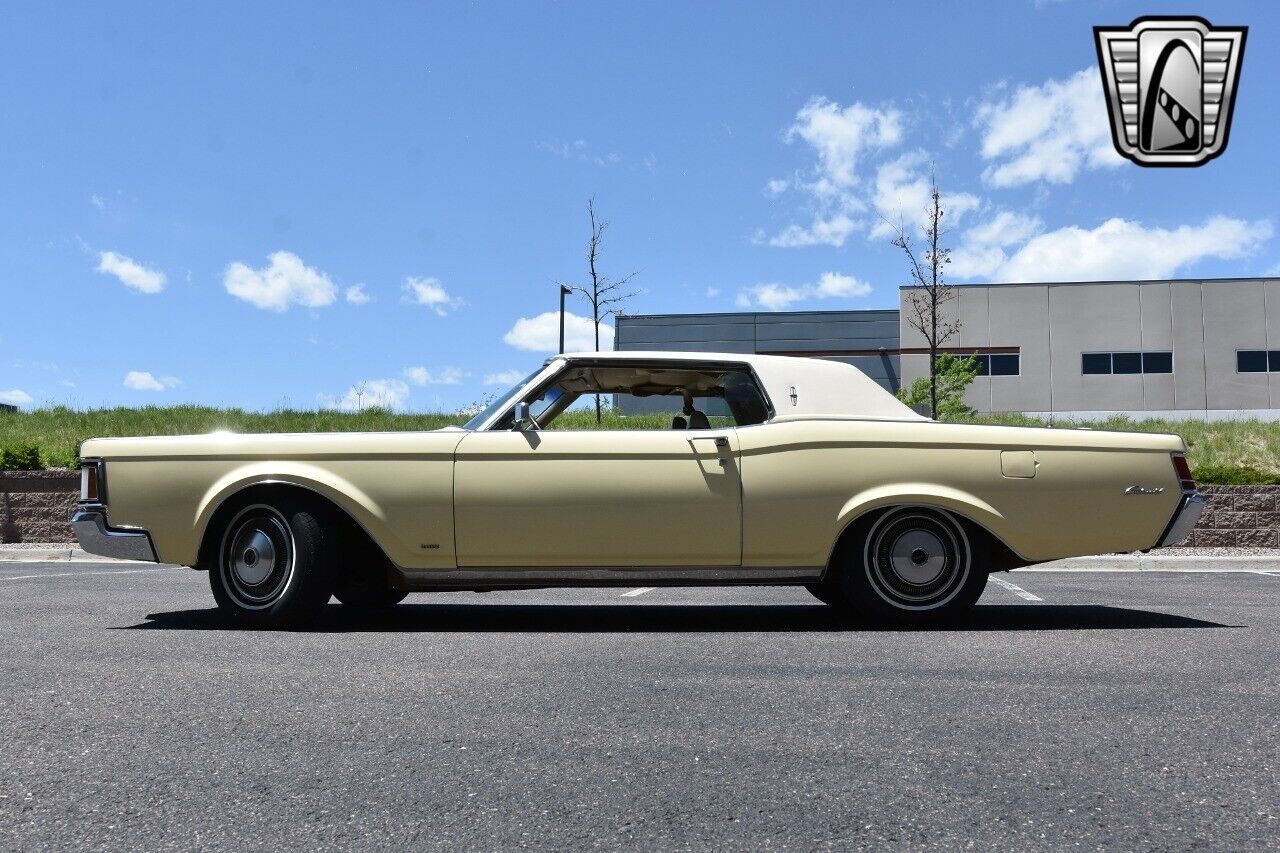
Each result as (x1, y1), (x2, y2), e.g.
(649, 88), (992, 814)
(1156, 490), (1206, 548)
(70, 505), (158, 562)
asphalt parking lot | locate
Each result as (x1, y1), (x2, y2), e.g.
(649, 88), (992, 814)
(1, 562), (1277, 851)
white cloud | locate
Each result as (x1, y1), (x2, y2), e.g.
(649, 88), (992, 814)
(344, 284), (370, 305)
(503, 311), (613, 352)
(760, 96), (904, 247)
(402, 276), (462, 316)
(786, 97), (903, 194)
(0, 389), (33, 406)
(537, 138), (621, 167)
(484, 370), (525, 386)
(950, 211), (1046, 278)
(867, 151), (981, 239)
(975, 68), (1123, 188)
(324, 378), (410, 411)
(224, 251), (337, 311)
(705, 287), (721, 298)
(960, 216), (1271, 283)
(737, 272), (872, 311)
(90, 194), (105, 210)
(762, 214), (859, 248)
(403, 366), (465, 386)
(814, 271), (873, 299)
(123, 371), (181, 391)
(96, 251), (166, 294)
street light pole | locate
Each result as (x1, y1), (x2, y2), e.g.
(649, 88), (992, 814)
(559, 284), (572, 354)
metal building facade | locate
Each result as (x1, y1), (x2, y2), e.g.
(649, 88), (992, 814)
(614, 277), (1280, 419)
(613, 309), (902, 394)
(898, 277), (1280, 419)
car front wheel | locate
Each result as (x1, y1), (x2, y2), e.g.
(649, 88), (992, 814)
(208, 498), (336, 628)
(834, 507), (987, 626)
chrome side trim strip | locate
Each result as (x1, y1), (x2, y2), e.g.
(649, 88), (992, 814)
(70, 506), (159, 562)
(1156, 490), (1206, 548)
(396, 565), (823, 589)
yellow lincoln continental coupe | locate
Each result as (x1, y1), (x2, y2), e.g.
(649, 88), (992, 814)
(72, 351), (1202, 627)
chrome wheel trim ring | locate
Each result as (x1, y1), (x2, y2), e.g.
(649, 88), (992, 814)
(219, 505), (295, 611)
(863, 509), (970, 611)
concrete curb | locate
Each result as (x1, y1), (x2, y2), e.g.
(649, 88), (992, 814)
(1022, 554), (1280, 572)
(0, 546), (154, 564)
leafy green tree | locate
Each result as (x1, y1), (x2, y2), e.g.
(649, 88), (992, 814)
(897, 353), (979, 421)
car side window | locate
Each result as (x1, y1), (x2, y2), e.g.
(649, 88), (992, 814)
(494, 363), (771, 431)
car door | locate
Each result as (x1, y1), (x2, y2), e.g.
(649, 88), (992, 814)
(453, 428), (741, 567)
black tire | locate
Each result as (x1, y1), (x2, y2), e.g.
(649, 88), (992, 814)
(805, 582), (844, 607)
(831, 507), (987, 627)
(207, 497), (336, 628)
(334, 579), (408, 611)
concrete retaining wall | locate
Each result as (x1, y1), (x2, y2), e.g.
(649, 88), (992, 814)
(1185, 485), (1280, 548)
(2, 471), (1277, 548)
(0, 471), (78, 543)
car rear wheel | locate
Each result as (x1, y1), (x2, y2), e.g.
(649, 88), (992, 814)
(804, 582), (843, 606)
(208, 499), (335, 628)
(833, 507), (986, 626)
(333, 577), (408, 611)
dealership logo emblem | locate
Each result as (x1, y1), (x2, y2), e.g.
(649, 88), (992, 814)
(1094, 16), (1247, 166)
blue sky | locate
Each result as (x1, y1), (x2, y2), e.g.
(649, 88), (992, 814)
(2, 1), (1276, 412)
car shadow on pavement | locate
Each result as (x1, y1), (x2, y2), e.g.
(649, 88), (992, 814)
(123, 603), (1237, 633)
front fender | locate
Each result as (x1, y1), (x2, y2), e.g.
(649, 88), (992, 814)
(192, 462), (388, 562)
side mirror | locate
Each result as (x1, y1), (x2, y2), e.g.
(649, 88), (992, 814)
(512, 401), (531, 428)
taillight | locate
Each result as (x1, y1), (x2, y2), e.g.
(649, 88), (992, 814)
(1172, 453), (1195, 491)
(80, 460), (104, 502)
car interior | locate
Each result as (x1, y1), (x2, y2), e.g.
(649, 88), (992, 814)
(493, 363), (771, 430)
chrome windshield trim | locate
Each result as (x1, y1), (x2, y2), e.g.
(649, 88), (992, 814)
(469, 359), (567, 432)
(70, 505), (159, 562)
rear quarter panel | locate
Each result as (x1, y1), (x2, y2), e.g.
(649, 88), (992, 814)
(738, 419), (1184, 566)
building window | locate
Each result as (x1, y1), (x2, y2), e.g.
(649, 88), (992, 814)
(1236, 350), (1280, 373)
(970, 352), (1019, 377)
(1081, 351), (1173, 375)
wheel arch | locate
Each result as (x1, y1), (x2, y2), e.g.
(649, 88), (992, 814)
(194, 477), (395, 580)
(826, 488), (1029, 576)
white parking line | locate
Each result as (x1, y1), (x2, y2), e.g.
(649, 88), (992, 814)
(988, 575), (1044, 602)
(620, 587), (655, 597)
(0, 569), (169, 581)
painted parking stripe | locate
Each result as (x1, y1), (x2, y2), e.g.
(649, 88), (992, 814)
(988, 575), (1044, 602)
(0, 568), (169, 581)
(620, 587), (655, 597)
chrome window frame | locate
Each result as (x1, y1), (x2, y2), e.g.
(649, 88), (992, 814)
(475, 356), (776, 432)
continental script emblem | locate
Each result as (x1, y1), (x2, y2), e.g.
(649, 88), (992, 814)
(1094, 16), (1247, 166)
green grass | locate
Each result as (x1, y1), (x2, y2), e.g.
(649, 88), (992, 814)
(3, 405), (1279, 483)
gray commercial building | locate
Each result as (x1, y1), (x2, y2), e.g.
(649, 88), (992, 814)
(614, 277), (1280, 420)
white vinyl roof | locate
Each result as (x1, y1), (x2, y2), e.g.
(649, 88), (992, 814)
(556, 351), (927, 422)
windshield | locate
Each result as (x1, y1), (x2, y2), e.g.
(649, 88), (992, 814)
(461, 367), (543, 430)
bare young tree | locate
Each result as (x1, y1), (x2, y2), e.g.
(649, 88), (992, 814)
(561, 197), (640, 423)
(890, 174), (958, 419)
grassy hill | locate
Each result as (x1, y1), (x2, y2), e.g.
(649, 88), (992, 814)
(2, 405), (1278, 483)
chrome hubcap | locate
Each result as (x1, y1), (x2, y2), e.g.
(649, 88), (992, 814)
(231, 529), (276, 586)
(220, 506), (294, 610)
(864, 510), (970, 610)
(890, 530), (947, 585)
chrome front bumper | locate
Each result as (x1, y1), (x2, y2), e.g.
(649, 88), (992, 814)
(70, 505), (158, 562)
(1156, 490), (1206, 548)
